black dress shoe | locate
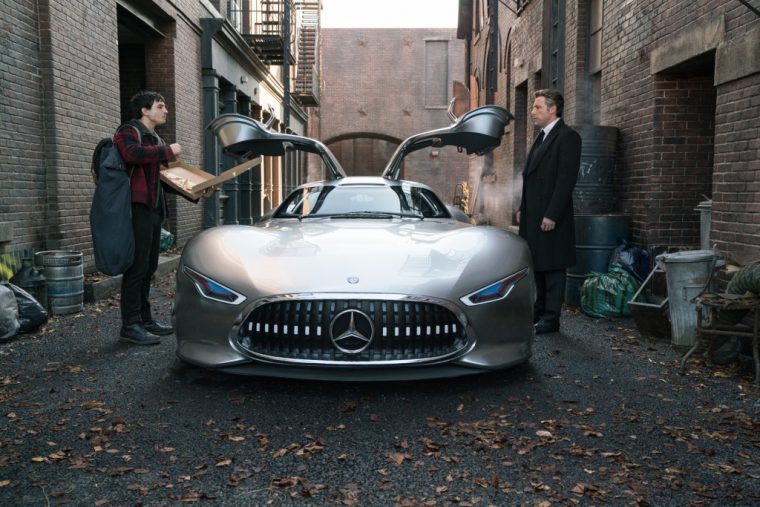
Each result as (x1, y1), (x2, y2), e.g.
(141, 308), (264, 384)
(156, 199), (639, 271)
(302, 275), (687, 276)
(120, 323), (161, 345)
(143, 320), (174, 335)
(534, 318), (560, 334)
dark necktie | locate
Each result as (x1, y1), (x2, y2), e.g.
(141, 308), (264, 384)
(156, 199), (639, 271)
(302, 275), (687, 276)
(526, 130), (545, 167)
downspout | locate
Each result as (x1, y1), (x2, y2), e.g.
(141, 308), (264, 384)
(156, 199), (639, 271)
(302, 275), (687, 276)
(201, 18), (225, 228)
(283, 0), (291, 128)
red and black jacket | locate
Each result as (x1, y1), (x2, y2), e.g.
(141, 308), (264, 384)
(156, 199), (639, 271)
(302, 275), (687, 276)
(113, 120), (176, 213)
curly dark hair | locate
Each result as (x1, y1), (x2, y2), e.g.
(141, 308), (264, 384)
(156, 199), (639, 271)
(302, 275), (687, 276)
(129, 91), (165, 120)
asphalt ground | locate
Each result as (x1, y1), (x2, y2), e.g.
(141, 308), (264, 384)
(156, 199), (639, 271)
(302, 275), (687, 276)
(1, 271), (759, 506)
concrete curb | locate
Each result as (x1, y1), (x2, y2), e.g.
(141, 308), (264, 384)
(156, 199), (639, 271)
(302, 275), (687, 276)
(83, 254), (180, 303)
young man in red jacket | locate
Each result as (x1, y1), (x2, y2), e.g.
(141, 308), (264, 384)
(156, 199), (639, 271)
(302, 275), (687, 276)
(113, 91), (193, 345)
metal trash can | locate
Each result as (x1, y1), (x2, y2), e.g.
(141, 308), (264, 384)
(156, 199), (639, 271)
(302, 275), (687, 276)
(656, 250), (716, 351)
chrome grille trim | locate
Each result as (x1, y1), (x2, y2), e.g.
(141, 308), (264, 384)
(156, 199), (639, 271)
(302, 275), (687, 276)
(231, 293), (472, 365)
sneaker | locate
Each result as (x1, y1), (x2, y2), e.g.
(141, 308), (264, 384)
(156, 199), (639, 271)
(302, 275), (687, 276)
(143, 320), (174, 336)
(120, 323), (161, 345)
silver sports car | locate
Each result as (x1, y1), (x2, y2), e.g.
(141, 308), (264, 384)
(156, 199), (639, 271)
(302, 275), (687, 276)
(173, 105), (535, 380)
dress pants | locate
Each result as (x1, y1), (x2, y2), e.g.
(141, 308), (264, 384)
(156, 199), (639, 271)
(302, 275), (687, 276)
(534, 269), (566, 323)
(120, 203), (162, 326)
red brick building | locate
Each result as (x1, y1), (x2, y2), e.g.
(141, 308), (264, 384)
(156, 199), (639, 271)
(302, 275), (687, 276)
(458, 0), (760, 264)
(317, 28), (468, 203)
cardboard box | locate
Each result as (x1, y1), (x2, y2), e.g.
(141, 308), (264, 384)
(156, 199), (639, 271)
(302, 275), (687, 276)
(160, 158), (261, 200)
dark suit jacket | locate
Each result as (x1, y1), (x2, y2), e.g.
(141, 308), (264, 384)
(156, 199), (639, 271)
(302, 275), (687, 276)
(518, 118), (581, 271)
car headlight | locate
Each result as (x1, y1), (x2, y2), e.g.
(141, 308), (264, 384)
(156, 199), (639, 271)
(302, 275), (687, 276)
(183, 266), (246, 305)
(460, 267), (529, 306)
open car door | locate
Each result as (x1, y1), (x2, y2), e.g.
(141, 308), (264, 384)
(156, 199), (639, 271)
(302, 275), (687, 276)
(382, 105), (513, 180)
(207, 114), (346, 180)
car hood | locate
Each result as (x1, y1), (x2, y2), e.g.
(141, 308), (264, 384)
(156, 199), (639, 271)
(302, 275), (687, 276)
(182, 220), (530, 299)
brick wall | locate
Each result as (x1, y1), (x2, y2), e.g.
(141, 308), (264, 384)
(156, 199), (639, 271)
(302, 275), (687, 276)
(463, 0), (760, 264)
(38, 0), (122, 258)
(319, 29), (468, 201)
(1, 0), (218, 272)
(0, 0), (47, 253)
(713, 72), (760, 265)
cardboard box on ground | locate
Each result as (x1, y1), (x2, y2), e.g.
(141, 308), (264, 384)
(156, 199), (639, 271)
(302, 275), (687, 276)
(160, 158), (261, 200)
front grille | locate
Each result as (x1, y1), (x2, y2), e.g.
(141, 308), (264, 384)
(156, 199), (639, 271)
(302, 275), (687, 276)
(236, 299), (468, 363)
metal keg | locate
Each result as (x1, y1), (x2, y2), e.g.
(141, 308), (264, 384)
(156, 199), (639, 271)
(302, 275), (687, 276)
(34, 251), (84, 315)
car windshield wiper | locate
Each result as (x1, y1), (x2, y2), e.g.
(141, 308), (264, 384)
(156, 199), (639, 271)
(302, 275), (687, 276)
(304, 211), (423, 219)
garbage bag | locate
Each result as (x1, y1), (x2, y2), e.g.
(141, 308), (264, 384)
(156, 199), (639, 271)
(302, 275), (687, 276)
(581, 262), (641, 318)
(160, 228), (174, 253)
(609, 240), (651, 283)
(0, 283), (20, 342)
(9, 283), (48, 334)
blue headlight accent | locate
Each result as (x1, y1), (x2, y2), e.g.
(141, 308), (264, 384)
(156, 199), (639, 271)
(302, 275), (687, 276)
(183, 266), (246, 305)
(460, 267), (529, 306)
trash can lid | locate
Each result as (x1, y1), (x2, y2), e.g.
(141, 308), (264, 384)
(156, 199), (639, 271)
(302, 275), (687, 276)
(694, 200), (712, 211)
(656, 249), (715, 264)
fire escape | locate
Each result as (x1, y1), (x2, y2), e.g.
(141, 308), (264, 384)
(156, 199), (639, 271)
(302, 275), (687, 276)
(228, 0), (320, 107)
(292, 1), (320, 106)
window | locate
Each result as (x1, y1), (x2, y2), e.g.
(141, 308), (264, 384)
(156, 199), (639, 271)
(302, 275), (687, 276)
(276, 185), (449, 218)
(228, 0), (242, 33)
(544, 0), (565, 90)
(589, 0), (603, 74)
(588, 0), (603, 123)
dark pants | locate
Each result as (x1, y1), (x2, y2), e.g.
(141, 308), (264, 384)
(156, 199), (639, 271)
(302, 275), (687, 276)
(121, 204), (162, 326)
(534, 269), (566, 323)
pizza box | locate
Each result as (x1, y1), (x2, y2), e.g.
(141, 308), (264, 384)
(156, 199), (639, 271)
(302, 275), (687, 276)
(160, 157), (261, 199)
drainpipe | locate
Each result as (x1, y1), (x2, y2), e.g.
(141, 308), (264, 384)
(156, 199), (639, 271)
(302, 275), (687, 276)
(283, 0), (291, 128)
(201, 18), (225, 228)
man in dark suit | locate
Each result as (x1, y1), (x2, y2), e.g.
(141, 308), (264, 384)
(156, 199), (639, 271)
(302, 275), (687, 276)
(517, 89), (581, 334)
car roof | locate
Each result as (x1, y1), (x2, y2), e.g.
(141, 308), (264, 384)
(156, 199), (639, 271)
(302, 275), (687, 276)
(296, 176), (435, 192)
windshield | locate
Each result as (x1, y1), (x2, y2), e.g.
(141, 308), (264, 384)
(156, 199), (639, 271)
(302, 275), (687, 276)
(275, 184), (451, 219)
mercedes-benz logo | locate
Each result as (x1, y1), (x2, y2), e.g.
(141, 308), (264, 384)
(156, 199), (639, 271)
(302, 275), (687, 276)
(329, 309), (374, 354)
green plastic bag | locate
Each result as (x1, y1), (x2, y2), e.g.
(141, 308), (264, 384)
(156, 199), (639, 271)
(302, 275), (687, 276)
(581, 262), (640, 318)
(159, 228), (174, 253)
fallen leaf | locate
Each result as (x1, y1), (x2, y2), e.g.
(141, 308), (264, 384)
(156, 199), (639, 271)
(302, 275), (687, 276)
(338, 401), (357, 413)
(386, 452), (412, 465)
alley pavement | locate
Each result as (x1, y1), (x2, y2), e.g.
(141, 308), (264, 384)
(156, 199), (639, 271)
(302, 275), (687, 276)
(1, 271), (759, 506)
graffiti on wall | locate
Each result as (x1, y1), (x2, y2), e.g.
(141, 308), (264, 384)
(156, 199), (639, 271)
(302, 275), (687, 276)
(0, 252), (22, 282)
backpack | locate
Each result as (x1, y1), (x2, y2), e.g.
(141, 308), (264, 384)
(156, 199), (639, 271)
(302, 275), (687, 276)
(89, 126), (140, 275)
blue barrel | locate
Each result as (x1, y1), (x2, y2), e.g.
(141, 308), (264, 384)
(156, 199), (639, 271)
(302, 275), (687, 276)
(35, 251), (84, 315)
(573, 126), (619, 214)
(566, 214), (631, 307)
